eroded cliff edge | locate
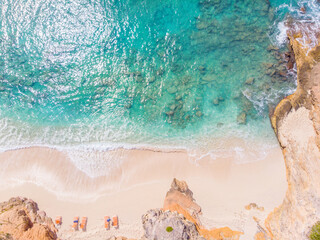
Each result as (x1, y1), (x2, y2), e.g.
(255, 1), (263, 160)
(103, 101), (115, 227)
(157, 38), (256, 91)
(266, 25), (320, 240)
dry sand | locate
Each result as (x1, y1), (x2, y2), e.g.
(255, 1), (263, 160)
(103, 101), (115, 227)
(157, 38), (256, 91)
(0, 140), (287, 239)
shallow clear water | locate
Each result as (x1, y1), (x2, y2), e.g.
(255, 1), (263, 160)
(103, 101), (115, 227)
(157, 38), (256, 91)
(0, 0), (316, 153)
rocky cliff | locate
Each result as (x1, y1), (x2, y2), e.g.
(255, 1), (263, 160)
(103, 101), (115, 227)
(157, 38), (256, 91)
(265, 24), (320, 240)
(0, 197), (57, 240)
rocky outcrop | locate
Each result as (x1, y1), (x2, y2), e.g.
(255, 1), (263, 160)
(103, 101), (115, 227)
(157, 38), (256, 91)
(162, 179), (243, 240)
(142, 209), (204, 240)
(164, 178), (202, 225)
(266, 24), (320, 240)
(142, 179), (204, 240)
(0, 197), (57, 240)
(141, 179), (204, 240)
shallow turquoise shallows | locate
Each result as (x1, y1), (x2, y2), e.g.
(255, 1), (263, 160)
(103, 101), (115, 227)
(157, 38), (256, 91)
(0, 0), (315, 151)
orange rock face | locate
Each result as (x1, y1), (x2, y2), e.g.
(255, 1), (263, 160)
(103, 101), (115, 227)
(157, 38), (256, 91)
(163, 178), (201, 224)
(199, 227), (243, 240)
(254, 232), (266, 240)
(163, 178), (243, 240)
(266, 24), (320, 240)
(0, 197), (57, 240)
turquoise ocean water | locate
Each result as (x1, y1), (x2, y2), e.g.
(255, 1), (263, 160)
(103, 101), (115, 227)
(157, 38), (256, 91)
(0, 0), (318, 164)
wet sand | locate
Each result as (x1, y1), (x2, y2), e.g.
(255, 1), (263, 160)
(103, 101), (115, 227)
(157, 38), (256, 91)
(0, 142), (287, 239)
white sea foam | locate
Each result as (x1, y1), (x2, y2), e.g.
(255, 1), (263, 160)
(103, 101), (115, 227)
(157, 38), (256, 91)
(272, 0), (320, 52)
(275, 21), (289, 46)
(0, 0), (298, 180)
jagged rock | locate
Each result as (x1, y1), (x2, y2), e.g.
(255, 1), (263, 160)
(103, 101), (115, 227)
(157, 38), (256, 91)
(284, 43), (296, 70)
(170, 178), (193, 199)
(262, 62), (274, 69)
(164, 178), (201, 222)
(141, 209), (204, 240)
(0, 197), (57, 240)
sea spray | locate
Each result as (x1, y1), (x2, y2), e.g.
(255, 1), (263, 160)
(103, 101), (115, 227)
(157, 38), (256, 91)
(271, 0), (320, 51)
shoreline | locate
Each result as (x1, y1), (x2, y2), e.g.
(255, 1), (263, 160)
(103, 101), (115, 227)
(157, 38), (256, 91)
(0, 142), (287, 239)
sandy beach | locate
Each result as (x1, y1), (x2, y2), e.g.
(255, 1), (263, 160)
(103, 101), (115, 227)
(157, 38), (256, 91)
(0, 140), (287, 239)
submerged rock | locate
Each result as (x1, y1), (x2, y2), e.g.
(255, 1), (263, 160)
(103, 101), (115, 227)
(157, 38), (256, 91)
(213, 98), (219, 105)
(267, 45), (279, 51)
(198, 65), (206, 72)
(196, 111), (203, 117)
(237, 112), (247, 124)
(167, 86), (177, 94)
(175, 95), (182, 101)
(166, 111), (175, 116)
(201, 74), (214, 82)
(196, 21), (209, 30)
(124, 103), (132, 109)
(156, 67), (165, 76)
(217, 122), (224, 127)
(148, 76), (156, 83)
(262, 62), (274, 69)
(218, 96), (224, 101)
(245, 77), (254, 85)
(170, 104), (177, 111)
(213, 96), (224, 106)
(124, 71), (142, 77)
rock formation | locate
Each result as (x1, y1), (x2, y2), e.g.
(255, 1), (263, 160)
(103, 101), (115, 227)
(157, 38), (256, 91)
(142, 178), (204, 240)
(0, 197), (57, 240)
(265, 23), (320, 240)
(162, 178), (243, 240)
(164, 178), (201, 224)
(142, 209), (204, 240)
(0, 179), (243, 240)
